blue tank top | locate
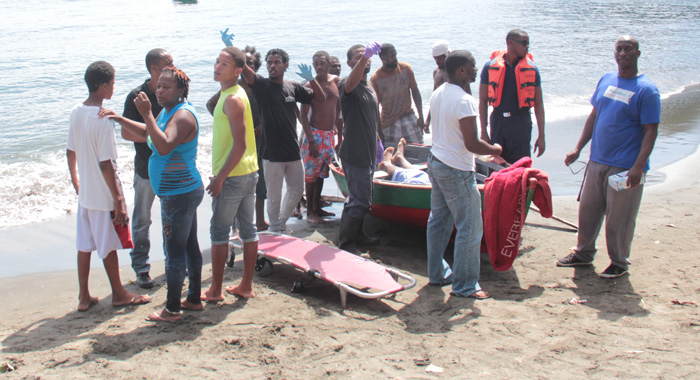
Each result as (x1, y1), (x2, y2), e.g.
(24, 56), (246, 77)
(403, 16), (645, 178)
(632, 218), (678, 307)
(148, 102), (203, 196)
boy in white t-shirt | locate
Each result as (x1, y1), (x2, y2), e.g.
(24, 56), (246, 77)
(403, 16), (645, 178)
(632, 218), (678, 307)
(66, 61), (151, 311)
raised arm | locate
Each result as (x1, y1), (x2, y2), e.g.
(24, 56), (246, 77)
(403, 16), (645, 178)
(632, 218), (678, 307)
(296, 64), (326, 103)
(134, 92), (196, 156)
(345, 42), (381, 94)
(100, 108), (148, 143)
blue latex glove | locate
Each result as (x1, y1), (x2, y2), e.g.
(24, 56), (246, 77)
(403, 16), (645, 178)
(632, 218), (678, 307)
(296, 63), (314, 82)
(220, 28), (234, 47)
(364, 42), (381, 59)
(376, 140), (384, 166)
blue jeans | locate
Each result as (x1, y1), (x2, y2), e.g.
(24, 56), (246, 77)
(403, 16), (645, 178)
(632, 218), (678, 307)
(160, 185), (204, 313)
(210, 172), (259, 245)
(130, 173), (156, 275)
(341, 160), (373, 219)
(426, 155), (483, 296)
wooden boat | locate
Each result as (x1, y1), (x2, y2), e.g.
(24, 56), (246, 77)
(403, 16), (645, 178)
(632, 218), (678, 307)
(330, 143), (527, 229)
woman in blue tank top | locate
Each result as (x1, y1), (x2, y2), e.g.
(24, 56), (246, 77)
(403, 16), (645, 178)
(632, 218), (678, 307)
(106, 66), (204, 322)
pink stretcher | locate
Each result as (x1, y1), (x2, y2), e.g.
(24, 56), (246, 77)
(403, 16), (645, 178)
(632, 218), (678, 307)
(230, 234), (416, 308)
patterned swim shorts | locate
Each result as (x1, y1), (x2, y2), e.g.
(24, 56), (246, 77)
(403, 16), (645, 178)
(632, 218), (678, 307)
(301, 126), (335, 183)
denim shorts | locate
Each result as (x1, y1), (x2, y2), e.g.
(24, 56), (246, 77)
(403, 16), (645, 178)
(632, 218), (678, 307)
(210, 172), (258, 245)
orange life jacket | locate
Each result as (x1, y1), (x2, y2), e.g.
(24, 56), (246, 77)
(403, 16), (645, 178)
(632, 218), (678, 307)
(486, 50), (537, 109)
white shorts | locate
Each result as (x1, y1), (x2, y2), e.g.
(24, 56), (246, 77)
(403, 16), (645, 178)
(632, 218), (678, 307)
(76, 205), (129, 259)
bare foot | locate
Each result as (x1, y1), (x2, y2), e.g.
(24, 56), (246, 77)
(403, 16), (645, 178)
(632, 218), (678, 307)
(201, 289), (225, 303)
(225, 284), (255, 299)
(392, 138), (407, 165)
(78, 296), (99, 312)
(306, 213), (325, 224)
(379, 147), (395, 171)
(257, 220), (269, 231)
(112, 292), (151, 307)
(146, 308), (182, 322)
(181, 300), (204, 311)
(318, 209), (336, 217)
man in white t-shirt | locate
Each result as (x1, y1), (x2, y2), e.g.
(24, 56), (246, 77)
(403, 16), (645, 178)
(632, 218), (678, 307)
(426, 50), (502, 300)
(67, 61), (150, 312)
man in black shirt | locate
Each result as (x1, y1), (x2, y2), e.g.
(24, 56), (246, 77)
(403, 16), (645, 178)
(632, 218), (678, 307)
(241, 48), (326, 234)
(337, 42), (381, 253)
(122, 48), (173, 288)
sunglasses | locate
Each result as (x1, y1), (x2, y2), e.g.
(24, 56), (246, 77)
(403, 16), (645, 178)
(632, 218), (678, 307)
(511, 39), (529, 47)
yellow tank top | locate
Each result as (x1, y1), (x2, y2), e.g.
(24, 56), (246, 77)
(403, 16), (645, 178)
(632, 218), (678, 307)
(212, 85), (258, 177)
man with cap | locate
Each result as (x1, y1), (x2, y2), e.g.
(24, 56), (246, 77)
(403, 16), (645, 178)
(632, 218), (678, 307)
(432, 40), (451, 91)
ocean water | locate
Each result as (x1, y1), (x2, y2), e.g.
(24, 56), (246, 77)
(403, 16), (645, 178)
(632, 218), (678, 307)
(1, 0), (700, 227)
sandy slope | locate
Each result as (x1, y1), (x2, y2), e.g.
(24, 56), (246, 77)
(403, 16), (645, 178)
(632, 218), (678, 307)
(1, 150), (700, 379)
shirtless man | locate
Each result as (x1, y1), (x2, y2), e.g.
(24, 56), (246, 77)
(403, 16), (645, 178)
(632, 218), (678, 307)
(300, 51), (340, 224)
(432, 40), (450, 91)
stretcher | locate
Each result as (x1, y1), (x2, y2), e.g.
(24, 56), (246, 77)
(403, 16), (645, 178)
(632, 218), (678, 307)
(230, 234), (416, 308)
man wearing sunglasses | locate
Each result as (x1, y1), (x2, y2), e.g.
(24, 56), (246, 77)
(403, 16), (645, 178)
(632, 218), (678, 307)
(557, 36), (660, 279)
(479, 29), (545, 165)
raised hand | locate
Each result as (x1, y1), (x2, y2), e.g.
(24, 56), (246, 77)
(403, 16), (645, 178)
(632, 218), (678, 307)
(296, 63), (314, 82)
(220, 28), (235, 47)
(363, 42), (381, 59)
(134, 92), (152, 118)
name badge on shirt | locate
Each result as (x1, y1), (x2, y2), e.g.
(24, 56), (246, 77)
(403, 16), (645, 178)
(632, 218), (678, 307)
(603, 85), (635, 105)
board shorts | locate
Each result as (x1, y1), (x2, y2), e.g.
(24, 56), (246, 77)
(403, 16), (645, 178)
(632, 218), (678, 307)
(382, 112), (423, 144)
(301, 126), (335, 183)
(76, 205), (133, 259)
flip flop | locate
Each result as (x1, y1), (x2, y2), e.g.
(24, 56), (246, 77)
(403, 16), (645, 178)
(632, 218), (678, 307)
(450, 291), (491, 300)
(113, 294), (151, 307)
(145, 311), (181, 322)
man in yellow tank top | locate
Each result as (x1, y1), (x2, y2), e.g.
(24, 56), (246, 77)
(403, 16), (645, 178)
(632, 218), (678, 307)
(202, 46), (260, 302)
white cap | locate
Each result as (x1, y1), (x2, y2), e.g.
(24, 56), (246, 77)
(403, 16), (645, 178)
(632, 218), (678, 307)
(432, 40), (449, 57)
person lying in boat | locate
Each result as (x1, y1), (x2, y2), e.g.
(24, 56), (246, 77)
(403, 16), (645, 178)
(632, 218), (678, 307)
(378, 138), (431, 185)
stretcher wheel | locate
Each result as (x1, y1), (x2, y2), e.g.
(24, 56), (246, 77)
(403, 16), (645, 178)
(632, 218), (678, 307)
(255, 257), (273, 277)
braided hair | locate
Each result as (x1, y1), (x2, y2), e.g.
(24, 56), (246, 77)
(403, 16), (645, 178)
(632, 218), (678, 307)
(161, 66), (190, 101)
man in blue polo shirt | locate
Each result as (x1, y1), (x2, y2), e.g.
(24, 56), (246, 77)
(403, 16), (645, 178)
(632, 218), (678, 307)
(556, 35), (661, 279)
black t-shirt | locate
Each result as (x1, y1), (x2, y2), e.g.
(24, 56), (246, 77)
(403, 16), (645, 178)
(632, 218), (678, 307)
(123, 79), (163, 179)
(250, 73), (313, 162)
(338, 78), (379, 166)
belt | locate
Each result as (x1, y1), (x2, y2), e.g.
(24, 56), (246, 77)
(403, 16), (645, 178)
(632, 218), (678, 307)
(498, 108), (531, 118)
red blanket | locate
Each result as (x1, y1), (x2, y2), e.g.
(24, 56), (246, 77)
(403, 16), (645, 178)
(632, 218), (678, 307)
(483, 157), (552, 271)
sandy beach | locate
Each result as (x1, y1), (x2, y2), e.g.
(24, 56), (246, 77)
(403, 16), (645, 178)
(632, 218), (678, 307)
(2, 147), (700, 379)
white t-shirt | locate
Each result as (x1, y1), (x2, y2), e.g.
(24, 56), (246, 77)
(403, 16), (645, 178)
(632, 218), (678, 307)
(66, 104), (119, 211)
(429, 83), (478, 171)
